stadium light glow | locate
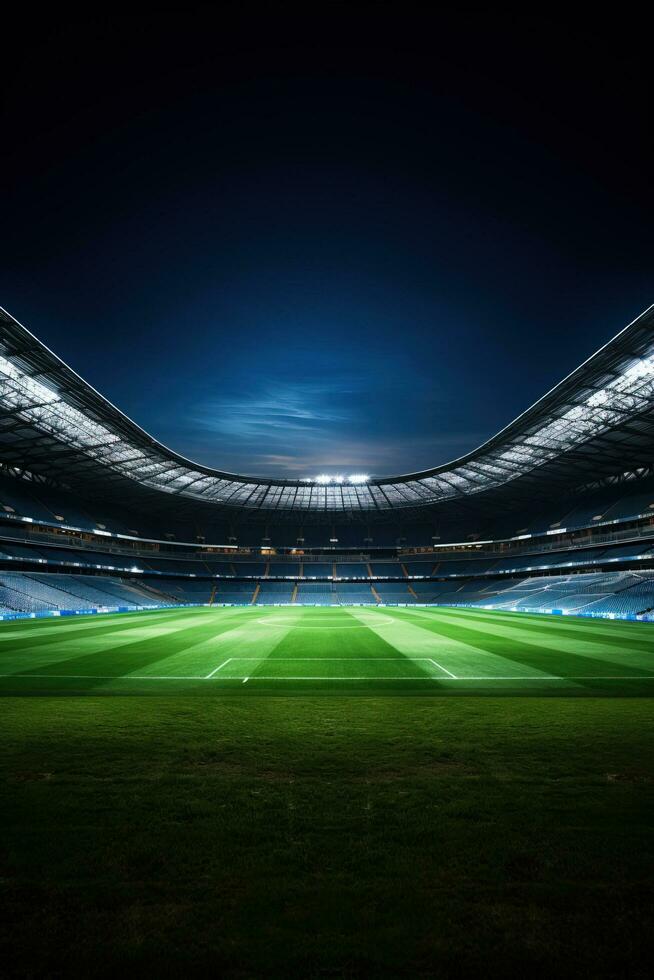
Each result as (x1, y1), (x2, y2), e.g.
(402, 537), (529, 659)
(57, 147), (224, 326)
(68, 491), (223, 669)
(309, 474), (369, 484)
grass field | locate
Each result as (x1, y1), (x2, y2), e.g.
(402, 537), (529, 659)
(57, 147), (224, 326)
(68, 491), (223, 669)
(1, 604), (654, 695)
(2, 607), (654, 974)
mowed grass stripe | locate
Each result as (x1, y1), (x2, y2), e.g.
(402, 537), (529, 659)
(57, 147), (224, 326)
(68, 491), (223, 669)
(0, 609), (214, 661)
(0, 616), (221, 673)
(432, 606), (654, 663)
(353, 609), (524, 678)
(434, 603), (652, 636)
(249, 607), (433, 681)
(346, 606), (540, 679)
(1, 606), (654, 694)
(8, 609), (250, 685)
(163, 614), (297, 679)
(0, 607), (195, 642)
(403, 606), (654, 672)
(242, 660), (430, 680)
(434, 603), (652, 635)
(434, 604), (654, 653)
(384, 607), (653, 679)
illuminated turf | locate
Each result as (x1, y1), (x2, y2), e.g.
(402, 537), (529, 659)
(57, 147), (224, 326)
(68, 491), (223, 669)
(2, 606), (654, 973)
(1, 604), (654, 694)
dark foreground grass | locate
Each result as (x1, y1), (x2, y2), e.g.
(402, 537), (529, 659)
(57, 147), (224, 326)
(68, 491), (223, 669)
(2, 697), (654, 977)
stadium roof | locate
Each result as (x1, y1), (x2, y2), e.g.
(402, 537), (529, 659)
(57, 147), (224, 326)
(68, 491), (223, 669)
(1, 303), (654, 517)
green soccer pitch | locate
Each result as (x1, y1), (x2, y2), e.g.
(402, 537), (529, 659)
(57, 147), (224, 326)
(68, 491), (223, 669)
(1, 604), (654, 695)
(2, 605), (654, 975)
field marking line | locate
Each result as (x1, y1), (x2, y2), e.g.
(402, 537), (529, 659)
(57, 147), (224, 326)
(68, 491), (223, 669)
(217, 657), (437, 661)
(0, 673), (209, 680)
(233, 676), (442, 681)
(205, 658), (233, 678)
(427, 658), (458, 679)
(2, 673), (654, 682)
(435, 675), (654, 680)
(223, 674), (654, 681)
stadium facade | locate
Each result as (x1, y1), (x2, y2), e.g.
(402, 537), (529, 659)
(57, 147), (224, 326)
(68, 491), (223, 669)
(2, 303), (654, 619)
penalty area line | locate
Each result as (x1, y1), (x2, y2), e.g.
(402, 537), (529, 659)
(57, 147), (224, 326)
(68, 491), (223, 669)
(230, 675), (463, 681)
(428, 658), (457, 679)
(217, 657), (434, 666)
(205, 658), (233, 678)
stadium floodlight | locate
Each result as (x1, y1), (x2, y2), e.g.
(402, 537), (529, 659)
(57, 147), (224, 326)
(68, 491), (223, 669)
(315, 474), (332, 484)
(348, 474), (369, 484)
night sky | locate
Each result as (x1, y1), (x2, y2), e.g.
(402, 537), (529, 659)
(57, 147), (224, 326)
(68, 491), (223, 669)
(1, 9), (652, 479)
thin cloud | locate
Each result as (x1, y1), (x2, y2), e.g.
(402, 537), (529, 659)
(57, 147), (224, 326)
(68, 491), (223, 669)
(179, 372), (487, 477)
(191, 379), (361, 444)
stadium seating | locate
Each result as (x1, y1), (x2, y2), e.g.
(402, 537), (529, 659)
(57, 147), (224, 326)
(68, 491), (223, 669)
(5, 461), (654, 622)
(368, 561), (405, 577)
(600, 542), (654, 562)
(334, 562), (369, 578)
(301, 562), (334, 578)
(5, 460), (654, 557)
(0, 572), (178, 613)
(267, 560), (301, 577)
(3, 526), (654, 584)
(335, 584), (376, 604)
(403, 560), (437, 576)
(374, 582), (415, 603)
(137, 557), (211, 574)
(212, 581), (254, 603)
(434, 557), (497, 575)
(1, 567), (654, 617)
(600, 490), (654, 522)
(230, 561), (266, 577)
(295, 582), (337, 604)
(453, 571), (654, 616)
(199, 560), (236, 575)
(256, 582), (295, 603)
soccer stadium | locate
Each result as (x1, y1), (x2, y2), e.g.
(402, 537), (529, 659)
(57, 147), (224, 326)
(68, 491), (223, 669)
(3, 294), (654, 972)
(2, 302), (654, 693)
(3, 9), (652, 973)
(1, 287), (654, 978)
